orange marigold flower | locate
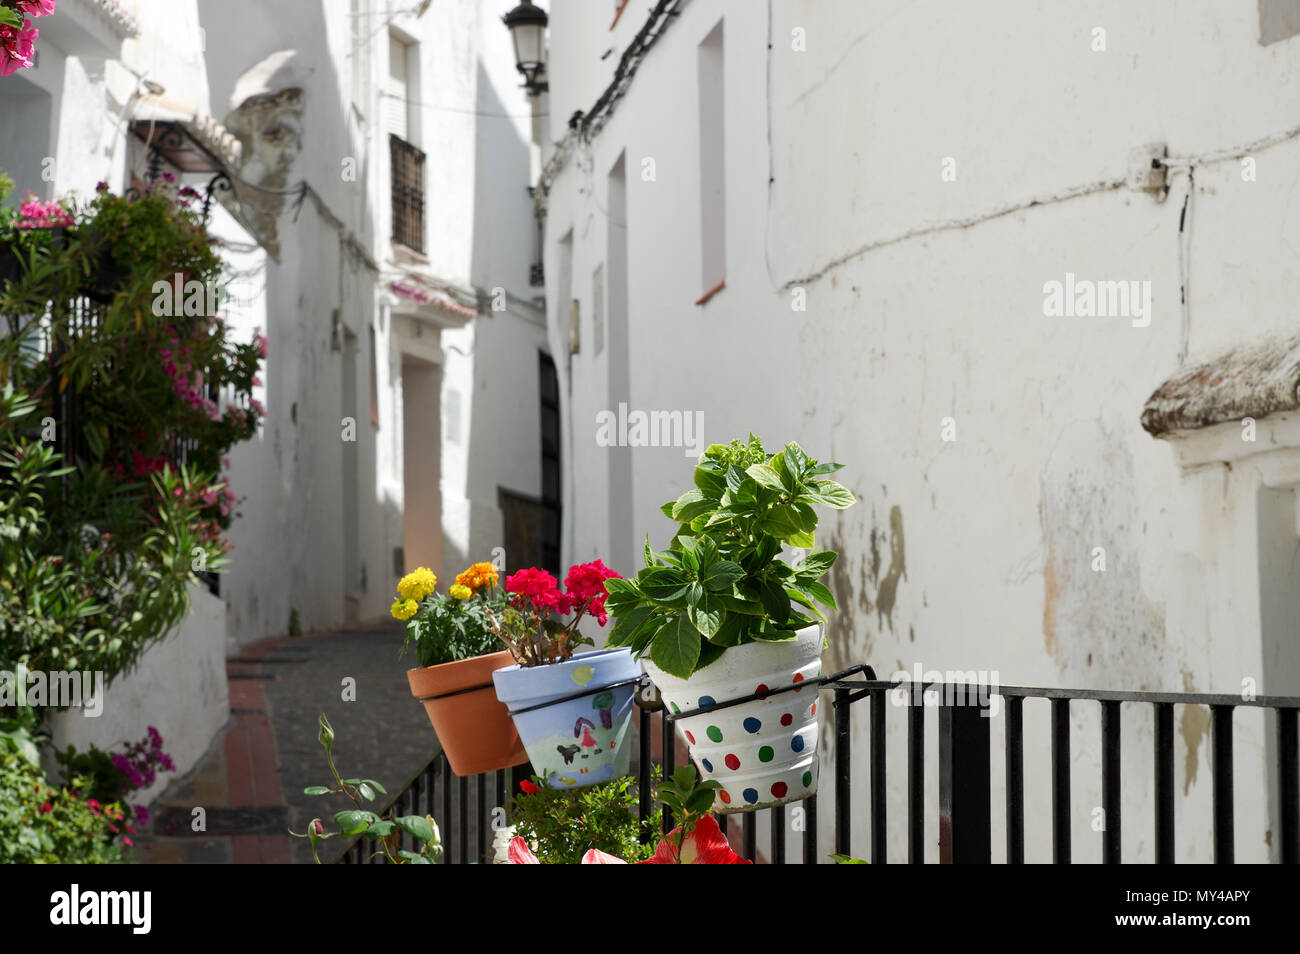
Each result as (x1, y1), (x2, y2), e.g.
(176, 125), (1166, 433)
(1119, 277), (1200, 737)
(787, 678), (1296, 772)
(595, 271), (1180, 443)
(455, 561), (498, 592)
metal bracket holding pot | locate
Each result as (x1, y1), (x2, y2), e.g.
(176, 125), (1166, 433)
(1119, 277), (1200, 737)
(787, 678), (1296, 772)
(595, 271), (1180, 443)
(503, 675), (644, 716)
(658, 663), (879, 724)
(415, 681), (498, 703)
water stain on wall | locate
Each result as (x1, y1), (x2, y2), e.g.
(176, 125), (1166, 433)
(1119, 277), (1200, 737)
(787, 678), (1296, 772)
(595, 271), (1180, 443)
(1180, 669), (1210, 794)
(876, 505), (906, 631)
(1038, 418), (1166, 684)
(823, 503), (906, 674)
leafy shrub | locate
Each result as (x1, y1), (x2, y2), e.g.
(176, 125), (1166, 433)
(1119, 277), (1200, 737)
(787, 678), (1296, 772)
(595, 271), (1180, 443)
(507, 772), (661, 864)
(0, 746), (131, 864)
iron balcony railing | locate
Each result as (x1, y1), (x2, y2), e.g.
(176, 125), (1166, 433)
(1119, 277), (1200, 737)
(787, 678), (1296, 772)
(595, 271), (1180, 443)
(390, 134), (426, 254)
(336, 666), (1300, 864)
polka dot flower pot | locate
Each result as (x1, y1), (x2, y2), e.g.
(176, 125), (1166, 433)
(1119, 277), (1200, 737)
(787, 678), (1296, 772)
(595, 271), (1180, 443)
(643, 623), (823, 813)
(492, 647), (640, 790)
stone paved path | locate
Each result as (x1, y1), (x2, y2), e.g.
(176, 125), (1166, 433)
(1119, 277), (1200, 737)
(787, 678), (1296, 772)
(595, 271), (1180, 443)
(134, 620), (440, 865)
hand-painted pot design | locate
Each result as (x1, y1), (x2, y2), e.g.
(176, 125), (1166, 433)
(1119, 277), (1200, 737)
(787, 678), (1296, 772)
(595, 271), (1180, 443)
(407, 650), (530, 777)
(643, 623), (823, 813)
(492, 647), (639, 789)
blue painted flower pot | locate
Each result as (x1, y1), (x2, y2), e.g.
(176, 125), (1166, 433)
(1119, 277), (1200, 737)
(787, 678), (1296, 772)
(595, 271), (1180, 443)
(492, 647), (639, 789)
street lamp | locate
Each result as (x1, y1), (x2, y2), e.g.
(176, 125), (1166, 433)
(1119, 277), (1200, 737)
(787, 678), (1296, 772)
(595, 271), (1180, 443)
(503, 0), (548, 93)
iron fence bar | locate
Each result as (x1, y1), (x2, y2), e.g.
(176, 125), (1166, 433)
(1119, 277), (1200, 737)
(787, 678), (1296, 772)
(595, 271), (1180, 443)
(871, 687), (886, 864)
(743, 812), (756, 861)
(661, 713), (675, 834)
(1101, 700), (1121, 864)
(495, 769), (506, 843)
(938, 700), (991, 863)
(1280, 707), (1299, 864)
(803, 793), (818, 864)
(771, 805), (785, 864)
(478, 774), (488, 863)
(1052, 698), (1070, 864)
(1212, 705), (1234, 864)
(1005, 696), (1024, 864)
(1155, 702), (1175, 863)
(639, 707), (652, 844)
(457, 775), (468, 865)
(441, 759), (452, 865)
(835, 686), (852, 857)
(908, 699), (924, 863)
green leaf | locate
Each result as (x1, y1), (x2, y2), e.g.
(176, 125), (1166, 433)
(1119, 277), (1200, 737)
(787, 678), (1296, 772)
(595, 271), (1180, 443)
(0, 8), (21, 29)
(607, 604), (653, 646)
(639, 567), (692, 605)
(798, 480), (857, 509)
(362, 779), (388, 795)
(783, 442), (811, 481)
(687, 590), (725, 638)
(753, 628), (799, 643)
(649, 614), (702, 679)
(793, 551), (837, 579)
(758, 574), (791, 623)
(803, 580), (838, 610)
(334, 810), (379, 836)
(745, 463), (786, 492)
(672, 488), (716, 523)
(809, 461), (845, 476)
(393, 814), (436, 843)
(830, 853), (869, 864)
(659, 500), (677, 520)
(365, 820), (396, 838)
(700, 559), (744, 592)
(696, 640), (727, 669)
(303, 786), (331, 796)
(694, 465), (727, 497)
(358, 782), (376, 801)
(398, 850), (433, 864)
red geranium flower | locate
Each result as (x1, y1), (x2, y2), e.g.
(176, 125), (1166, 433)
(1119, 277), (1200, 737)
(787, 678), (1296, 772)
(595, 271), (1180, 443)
(519, 779), (539, 795)
(564, 560), (621, 625)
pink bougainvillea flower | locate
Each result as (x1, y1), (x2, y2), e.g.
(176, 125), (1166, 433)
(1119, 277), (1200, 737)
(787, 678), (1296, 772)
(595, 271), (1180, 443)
(580, 848), (628, 864)
(638, 814), (752, 864)
(16, 1), (56, 17)
(506, 837), (540, 864)
(0, 21), (38, 76)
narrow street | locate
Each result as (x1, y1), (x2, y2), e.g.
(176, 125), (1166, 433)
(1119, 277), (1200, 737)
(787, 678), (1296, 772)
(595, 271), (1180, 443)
(134, 621), (437, 865)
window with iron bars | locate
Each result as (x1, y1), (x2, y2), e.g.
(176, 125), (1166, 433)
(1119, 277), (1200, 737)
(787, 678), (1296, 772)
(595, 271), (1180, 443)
(390, 134), (426, 254)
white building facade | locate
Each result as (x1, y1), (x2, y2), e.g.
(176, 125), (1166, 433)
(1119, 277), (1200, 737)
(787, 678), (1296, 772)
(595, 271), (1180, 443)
(538, 0), (1300, 862)
(3, 0), (548, 796)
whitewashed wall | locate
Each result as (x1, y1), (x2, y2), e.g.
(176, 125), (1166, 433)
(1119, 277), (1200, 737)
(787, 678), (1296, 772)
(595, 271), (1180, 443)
(541, 0), (1300, 862)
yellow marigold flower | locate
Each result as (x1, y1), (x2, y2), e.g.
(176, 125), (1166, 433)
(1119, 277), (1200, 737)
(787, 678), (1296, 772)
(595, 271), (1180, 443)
(449, 584), (472, 600)
(455, 561), (499, 591)
(390, 598), (419, 621)
(397, 567), (437, 602)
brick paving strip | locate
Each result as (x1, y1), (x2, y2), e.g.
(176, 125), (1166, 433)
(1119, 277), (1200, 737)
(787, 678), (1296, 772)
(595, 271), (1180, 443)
(135, 620), (439, 864)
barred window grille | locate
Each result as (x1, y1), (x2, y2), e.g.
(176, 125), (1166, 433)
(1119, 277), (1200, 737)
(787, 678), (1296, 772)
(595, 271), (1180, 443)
(390, 134), (426, 253)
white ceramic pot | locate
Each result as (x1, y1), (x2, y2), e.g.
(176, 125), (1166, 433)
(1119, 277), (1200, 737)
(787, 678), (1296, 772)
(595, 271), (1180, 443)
(642, 623), (823, 813)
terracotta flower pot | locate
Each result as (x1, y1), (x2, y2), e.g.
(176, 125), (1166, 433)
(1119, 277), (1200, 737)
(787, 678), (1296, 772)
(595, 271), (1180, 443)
(407, 650), (530, 777)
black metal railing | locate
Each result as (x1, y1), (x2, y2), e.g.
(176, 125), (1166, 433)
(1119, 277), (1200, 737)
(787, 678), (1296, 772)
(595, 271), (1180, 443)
(390, 135), (426, 254)
(337, 666), (1300, 864)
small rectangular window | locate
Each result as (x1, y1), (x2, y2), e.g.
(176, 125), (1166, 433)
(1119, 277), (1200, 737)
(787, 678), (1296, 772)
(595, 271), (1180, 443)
(698, 20), (726, 301)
